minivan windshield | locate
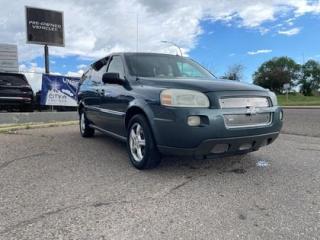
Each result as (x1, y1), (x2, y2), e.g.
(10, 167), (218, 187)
(125, 54), (215, 80)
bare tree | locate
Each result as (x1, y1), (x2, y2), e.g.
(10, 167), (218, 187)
(222, 64), (244, 81)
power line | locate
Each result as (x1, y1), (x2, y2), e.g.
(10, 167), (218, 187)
(136, 13), (139, 52)
(19, 71), (44, 74)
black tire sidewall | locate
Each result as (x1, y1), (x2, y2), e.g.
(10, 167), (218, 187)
(79, 110), (94, 137)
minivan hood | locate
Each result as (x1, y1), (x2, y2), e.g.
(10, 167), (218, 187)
(138, 78), (266, 92)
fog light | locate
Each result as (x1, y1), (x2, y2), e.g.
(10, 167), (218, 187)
(211, 144), (229, 154)
(279, 110), (283, 121)
(239, 143), (252, 151)
(187, 116), (201, 126)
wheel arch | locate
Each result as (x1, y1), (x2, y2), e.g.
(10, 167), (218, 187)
(125, 106), (149, 130)
(125, 102), (159, 142)
(78, 101), (84, 115)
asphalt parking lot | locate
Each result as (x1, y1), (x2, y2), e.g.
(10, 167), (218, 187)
(0, 109), (319, 240)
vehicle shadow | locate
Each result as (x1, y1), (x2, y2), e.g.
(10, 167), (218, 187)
(92, 131), (265, 178)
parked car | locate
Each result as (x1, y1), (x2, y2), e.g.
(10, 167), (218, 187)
(0, 72), (34, 112)
(77, 53), (283, 169)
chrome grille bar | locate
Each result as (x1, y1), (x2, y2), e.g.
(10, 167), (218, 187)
(219, 97), (270, 109)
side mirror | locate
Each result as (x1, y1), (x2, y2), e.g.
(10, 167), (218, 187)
(102, 72), (124, 85)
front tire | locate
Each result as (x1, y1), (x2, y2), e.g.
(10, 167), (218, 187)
(79, 110), (95, 137)
(127, 114), (161, 169)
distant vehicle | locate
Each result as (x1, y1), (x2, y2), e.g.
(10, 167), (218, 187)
(0, 72), (34, 112)
(77, 53), (283, 169)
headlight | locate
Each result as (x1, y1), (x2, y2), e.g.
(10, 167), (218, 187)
(160, 89), (210, 108)
(269, 91), (278, 106)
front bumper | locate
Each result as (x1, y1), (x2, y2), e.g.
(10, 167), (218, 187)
(158, 131), (280, 157)
(0, 96), (33, 106)
(150, 104), (283, 157)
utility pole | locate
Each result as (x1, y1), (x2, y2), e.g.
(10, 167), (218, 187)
(44, 44), (53, 111)
(136, 14), (139, 52)
(44, 45), (49, 74)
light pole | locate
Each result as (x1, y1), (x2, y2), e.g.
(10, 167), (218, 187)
(161, 40), (183, 56)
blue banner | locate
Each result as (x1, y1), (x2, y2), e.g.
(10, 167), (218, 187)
(40, 74), (80, 106)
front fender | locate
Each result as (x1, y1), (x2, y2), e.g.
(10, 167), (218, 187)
(127, 99), (161, 143)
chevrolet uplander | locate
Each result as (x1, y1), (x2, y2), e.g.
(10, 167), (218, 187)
(77, 53), (283, 169)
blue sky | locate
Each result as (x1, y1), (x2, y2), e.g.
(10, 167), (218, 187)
(192, 14), (320, 82)
(4, 0), (319, 91)
(25, 11), (320, 85)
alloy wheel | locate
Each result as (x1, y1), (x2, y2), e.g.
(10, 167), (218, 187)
(129, 123), (146, 162)
(80, 113), (85, 134)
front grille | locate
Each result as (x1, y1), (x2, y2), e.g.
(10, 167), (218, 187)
(224, 113), (271, 128)
(219, 97), (271, 128)
(219, 97), (270, 109)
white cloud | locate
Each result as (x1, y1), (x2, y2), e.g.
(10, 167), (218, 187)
(0, 0), (319, 64)
(66, 70), (84, 77)
(287, 0), (320, 16)
(19, 63), (43, 91)
(278, 27), (301, 36)
(19, 63), (61, 91)
(76, 64), (87, 70)
(247, 49), (272, 55)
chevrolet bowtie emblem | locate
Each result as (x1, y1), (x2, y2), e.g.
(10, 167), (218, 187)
(246, 106), (257, 115)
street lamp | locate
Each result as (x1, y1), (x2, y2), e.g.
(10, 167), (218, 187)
(161, 40), (183, 56)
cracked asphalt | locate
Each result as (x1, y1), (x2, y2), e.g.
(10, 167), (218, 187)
(0, 109), (319, 240)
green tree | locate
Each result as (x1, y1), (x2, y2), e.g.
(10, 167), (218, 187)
(300, 60), (320, 96)
(253, 57), (300, 93)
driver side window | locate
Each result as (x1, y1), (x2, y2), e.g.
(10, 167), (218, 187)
(107, 56), (125, 79)
(177, 62), (204, 78)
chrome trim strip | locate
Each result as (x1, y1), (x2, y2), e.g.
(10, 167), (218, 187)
(153, 117), (174, 122)
(89, 124), (127, 142)
(86, 106), (125, 116)
(221, 107), (275, 115)
(224, 121), (272, 129)
(0, 96), (31, 100)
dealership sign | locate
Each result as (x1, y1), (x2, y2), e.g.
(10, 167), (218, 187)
(25, 6), (64, 46)
(41, 74), (79, 106)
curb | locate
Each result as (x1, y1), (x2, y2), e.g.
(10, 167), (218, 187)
(0, 111), (78, 125)
(281, 106), (320, 109)
(0, 121), (78, 133)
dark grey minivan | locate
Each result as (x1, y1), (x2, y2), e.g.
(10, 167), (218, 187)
(77, 53), (283, 169)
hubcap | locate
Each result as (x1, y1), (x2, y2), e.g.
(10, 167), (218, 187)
(80, 113), (85, 133)
(129, 123), (146, 162)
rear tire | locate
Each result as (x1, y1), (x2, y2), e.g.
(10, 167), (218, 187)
(79, 110), (95, 137)
(127, 114), (161, 169)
